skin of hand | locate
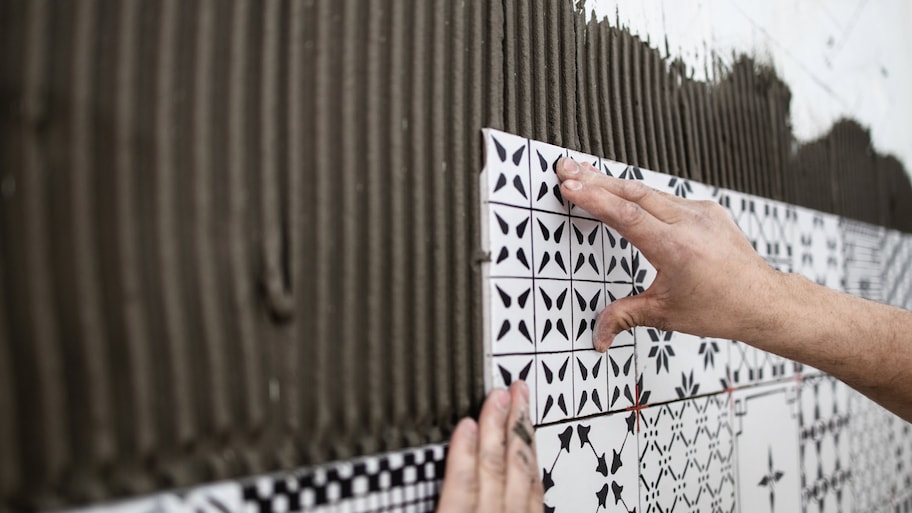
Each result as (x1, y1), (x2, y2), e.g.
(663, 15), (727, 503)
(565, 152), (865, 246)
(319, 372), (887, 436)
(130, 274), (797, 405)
(556, 156), (912, 422)
(556, 157), (780, 349)
(435, 381), (544, 513)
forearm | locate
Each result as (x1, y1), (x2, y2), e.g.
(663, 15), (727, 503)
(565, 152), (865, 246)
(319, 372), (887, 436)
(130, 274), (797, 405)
(746, 271), (912, 421)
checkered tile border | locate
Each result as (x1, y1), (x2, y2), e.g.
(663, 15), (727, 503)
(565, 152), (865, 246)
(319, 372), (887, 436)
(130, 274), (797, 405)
(242, 444), (447, 513)
(61, 444), (448, 513)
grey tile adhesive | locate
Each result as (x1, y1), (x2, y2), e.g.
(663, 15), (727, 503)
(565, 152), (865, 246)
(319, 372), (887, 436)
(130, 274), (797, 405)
(0, 0), (910, 510)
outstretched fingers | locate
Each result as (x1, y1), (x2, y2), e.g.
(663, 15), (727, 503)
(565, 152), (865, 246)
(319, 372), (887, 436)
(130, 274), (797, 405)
(557, 158), (685, 223)
(560, 177), (668, 256)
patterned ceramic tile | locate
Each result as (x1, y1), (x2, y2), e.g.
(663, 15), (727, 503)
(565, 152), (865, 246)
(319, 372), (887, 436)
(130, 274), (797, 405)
(532, 210), (572, 279)
(483, 129), (531, 208)
(570, 217), (605, 281)
(530, 139), (570, 214)
(732, 382), (801, 513)
(883, 229), (912, 310)
(841, 219), (885, 302)
(607, 345), (636, 412)
(537, 352), (574, 424)
(636, 327), (729, 405)
(728, 340), (794, 388)
(639, 394), (736, 512)
(573, 350), (609, 417)
(792, 207), (843, 291)
(486, 203), (534, 278)
(638, 167), (713, 201)
(847, 387), (912, 512)
(537, 412), (639, 512)
(535, 279), (573, 353)
(798, 375), (852, 513)
(570, 280), (605, 350)
(487, 278), (536, 355)
(492, 354), (537, 421)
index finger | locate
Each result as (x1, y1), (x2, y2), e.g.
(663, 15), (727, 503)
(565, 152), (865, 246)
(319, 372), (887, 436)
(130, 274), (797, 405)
(560, 178), (669, 257)
(557, 158), (686, 222)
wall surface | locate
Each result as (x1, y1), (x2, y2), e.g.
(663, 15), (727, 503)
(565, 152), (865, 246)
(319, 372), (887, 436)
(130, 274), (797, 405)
(590, 0), (912, 174)
(1, 0), (911, 511)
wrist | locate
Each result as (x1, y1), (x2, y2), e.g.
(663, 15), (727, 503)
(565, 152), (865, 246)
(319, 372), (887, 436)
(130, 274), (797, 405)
(734, 267), (800, 349)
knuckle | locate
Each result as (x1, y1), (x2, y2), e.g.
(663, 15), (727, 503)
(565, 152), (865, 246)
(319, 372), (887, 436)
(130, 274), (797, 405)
(510, 444), (536, 472)
(700, 200), (730, 220)
(635, 294), (669, 331)
(479, 448), (507, 476)
(620, 178), (650, 200)
(451, 467), (479, 493)
(618, 201), (645, 227)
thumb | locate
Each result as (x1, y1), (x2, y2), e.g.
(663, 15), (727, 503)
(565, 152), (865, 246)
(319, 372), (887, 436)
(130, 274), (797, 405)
(594, 294), (656, 351)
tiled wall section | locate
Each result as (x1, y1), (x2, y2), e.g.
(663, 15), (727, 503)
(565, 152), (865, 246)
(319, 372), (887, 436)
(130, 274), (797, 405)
(480, 128), (912, 513)
(67, 130), (912, 513)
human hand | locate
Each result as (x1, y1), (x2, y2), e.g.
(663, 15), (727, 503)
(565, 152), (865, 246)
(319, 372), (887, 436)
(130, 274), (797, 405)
(435, 381), (544, 513)
(556, 157), (782, 351)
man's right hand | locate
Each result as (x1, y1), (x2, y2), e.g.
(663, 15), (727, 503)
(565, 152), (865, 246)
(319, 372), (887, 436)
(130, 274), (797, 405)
(556, 157), (782, 350)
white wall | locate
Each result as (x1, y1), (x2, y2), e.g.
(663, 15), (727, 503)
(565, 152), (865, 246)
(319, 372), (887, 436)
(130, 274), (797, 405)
(588, 0), (912, 173)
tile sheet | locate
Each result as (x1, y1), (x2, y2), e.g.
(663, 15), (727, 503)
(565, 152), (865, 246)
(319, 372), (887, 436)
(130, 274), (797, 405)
(479, 128), (912, 513)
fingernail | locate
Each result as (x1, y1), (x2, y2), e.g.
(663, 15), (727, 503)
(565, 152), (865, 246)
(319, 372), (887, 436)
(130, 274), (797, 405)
(595, 333), (616, 352)
(562, 158), (580, 174)
(563, 180), (582, 191)
(461, 419), (477, 438)
(496, 389), (511, 410)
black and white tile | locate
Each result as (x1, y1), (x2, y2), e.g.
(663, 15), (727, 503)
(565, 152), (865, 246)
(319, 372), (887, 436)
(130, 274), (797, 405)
(483, 130), (531, 208)
(841, 219), (884, 302)
(792, 207), (843, 291)
(530, 139), (570, 214)
(537, 412), (639, 512)
(241, 445), (446, 513)
(537, 351), (574, 424)
(486, 204), (534, 278)
(798, 375), (852, 513)
(533, 211), (572, 279)
(570, 280), (605, 351)
(636, 327), (729, 404)
(639, 393), (736, 512)
(732, 382), (801, 513)
(570, 217), (605, 281)
(847, 387), (912, 512)
(728, 340), (794, 388)
(535, 279), (573, 353)
(883, 229), (912, 310)
(488, 278), (536, 355)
